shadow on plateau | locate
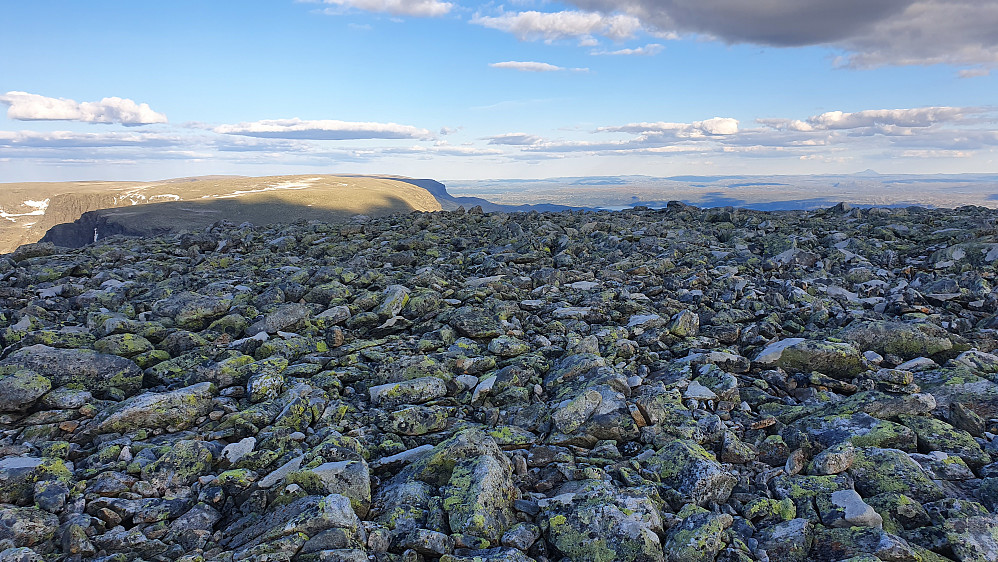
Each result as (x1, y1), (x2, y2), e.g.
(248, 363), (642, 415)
(40, 193), (422, 249)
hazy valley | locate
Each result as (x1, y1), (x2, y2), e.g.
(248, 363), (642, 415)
(447, 172), (998, 212)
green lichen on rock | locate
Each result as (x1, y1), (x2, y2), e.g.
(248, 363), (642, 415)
(847, 447), (944, 503)
(93, 381), (216, 434)
(898, 414), (992, 468)
(645, 440), (736, 506)
(0, 345), (142, 397)
(839, 320), (954, 360)
(442, 454), (517, 541)
(776, 339), (867, 379)
(0, 367), (51, 412)
(94, 333), (154, 358)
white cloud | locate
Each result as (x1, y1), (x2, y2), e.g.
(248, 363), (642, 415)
(214, 118), (433, 140)
(759, 107), (981, 132)
(471, 10), (642, 42)
(591, 43), (663, 56)
(489, 61), (588, 72)
(599, 117), (739, 136)
(695, 117), (739, 135)
(0, 91), (167, 125)
(311, 0), (452, 17)
(566, 0), (998, 69)
(959, 68), (992, 78)
(0, 130), (181, 148)
(900, 149), (973, 158)
(485, 133), (543, 145)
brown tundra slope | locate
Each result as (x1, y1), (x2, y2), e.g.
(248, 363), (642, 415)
(0, 175), (444, 253)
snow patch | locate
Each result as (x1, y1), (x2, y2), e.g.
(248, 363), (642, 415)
(208, 177), (324, 199)
(149, 193), (181, 202)
(0, 198), (50, 222)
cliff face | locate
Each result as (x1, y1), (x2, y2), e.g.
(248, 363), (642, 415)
(0, 192), (124, 254)
(40, 208), (160, 248)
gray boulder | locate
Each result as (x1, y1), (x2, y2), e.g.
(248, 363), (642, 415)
(1, 345), (142, 397)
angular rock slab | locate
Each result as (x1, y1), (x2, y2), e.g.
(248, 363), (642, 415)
(369, 376), (447, 409)
(92, 382), (216, 434)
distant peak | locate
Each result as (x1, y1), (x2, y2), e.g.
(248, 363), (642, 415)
(853, 169), (880, 176)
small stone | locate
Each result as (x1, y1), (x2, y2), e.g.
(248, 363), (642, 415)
(222, 437), (257, 465)
(668, 310), (700, 337)
(683, 380), (718, 401)
(826, 490), (883, 528)
(500, 522), (541, 551)
(810, 442), (856, 475)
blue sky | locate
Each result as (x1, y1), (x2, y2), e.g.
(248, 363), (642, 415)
(1, 0), (996, 181)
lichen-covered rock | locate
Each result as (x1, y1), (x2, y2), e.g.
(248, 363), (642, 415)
(663, 506), (732, 562)
(540, 479), (664, 562)
(220, 493), (365, 556)
(944, 515), (998, 562)
(443, 453), (517, 541)
(796, 412), (916, 451)
(757, 518), (812, 562)
(645, 440), (736, 506)
(94, 333), (155, 358)
(840, 320), (954, 360)
(0, 507), (58, 548)
(6, 199), (998, 562)
(771, 339), (868, 379)
(369, 376), (447, 408)
(0, 457), (71, 506)
(865, 493), (930, 535)
(248, 302), (312, 334)
(898, 413), (992, 468)
(301, 460), (372, 518)
(667, 309), (699, 337)
(384, 405), (450, 435)
(0, 547), (44, 562)
(488, 335), (530, 357)
(450, 307), (503, 339)
(809, 442), (856, 475)
(153, 291), (233, 330)
(0, 367), (50, 412)
(375, 284), (410, 318)
(1, 345), (142, 397)
(92, 381), (216, 434)
(810, 526), (945, 562)
(141, 439), (214, 492)
(847, 447), (945, 503)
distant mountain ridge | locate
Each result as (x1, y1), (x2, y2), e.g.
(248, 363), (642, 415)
(446, 172), (998, 211)
(0, 174), (579, 253)
(0, 175), (439, 253)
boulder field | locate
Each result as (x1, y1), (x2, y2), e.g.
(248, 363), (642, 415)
(1, 202), (998, 561)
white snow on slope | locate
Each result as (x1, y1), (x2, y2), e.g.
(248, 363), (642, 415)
(0, 198), (49, 222)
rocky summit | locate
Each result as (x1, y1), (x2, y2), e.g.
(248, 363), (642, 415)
(2, 202), (998, 562)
